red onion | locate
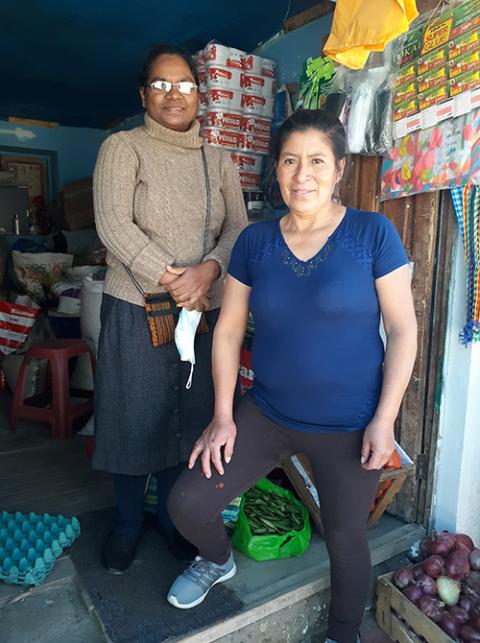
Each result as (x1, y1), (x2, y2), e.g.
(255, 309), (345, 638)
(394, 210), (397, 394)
(455, 533), (475, 552)
(393, 566), (413, 590)
(470, 604), (480, 631)
(439, 613), (461, 638)
(431, 531), (456, 557)
(471, 549), (480, 571)
(446, 547), (471, 580)
(423, 555), (445, 579)
(420, 536), (432, 558)
(449, 605), (469, 624)
(460, 625), (480, 642)
(412, 563), (425, 579)
(459, 595), (476, 613)
(418, 595), (445, 623)
(415, 573), (437, 595)
(467, 571), (480, 598)
(403, 585), (423, 605)
(471, 601), (480, 619)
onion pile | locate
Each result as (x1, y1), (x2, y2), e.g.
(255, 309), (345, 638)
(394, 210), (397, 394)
(391, 530), (480, 641)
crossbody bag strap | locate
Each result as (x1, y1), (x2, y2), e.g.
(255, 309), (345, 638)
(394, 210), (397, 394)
(124, 263), (145, 297)
(200, 144), (211, 257)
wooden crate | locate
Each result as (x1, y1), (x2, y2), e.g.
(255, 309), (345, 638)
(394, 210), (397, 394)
(376, 573), (455, 643)
(281, 450), (415, 533)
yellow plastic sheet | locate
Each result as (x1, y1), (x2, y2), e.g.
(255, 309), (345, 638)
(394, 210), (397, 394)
(324, 0), (419, 69)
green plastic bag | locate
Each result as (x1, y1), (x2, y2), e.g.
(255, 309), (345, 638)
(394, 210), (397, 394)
(231, 478), (312, 561)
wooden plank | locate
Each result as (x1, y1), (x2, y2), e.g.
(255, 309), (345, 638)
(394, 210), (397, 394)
(369, 476), (406, 525)
(8, 116), (59, 128)
(2, 481), (114, 516)
(416, 192), (456, 525)
(376, 575), (392, 634)
(370, 524), (425, 566)
(359, 156), (382, 212)
(390, 612), (423, 643)
(384, 192), (440, 522)
(284, 2), (334, 33)
(379, 463), (415, 482)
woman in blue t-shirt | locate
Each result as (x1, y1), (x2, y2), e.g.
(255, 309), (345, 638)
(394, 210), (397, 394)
(166, 110), (417, 643)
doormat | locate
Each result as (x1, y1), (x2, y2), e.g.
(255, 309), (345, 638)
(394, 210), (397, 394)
(70, 507), (243, 643)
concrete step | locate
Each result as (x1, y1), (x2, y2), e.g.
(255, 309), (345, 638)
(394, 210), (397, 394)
(177, 518), (424, 643)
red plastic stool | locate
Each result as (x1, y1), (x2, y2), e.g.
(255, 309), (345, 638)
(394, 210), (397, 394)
(10, 339), (96, 439)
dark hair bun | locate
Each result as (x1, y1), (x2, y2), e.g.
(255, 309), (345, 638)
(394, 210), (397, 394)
(273, 109), (346, 165)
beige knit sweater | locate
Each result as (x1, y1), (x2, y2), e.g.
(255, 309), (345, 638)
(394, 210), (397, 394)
(93, 113), (248, 308)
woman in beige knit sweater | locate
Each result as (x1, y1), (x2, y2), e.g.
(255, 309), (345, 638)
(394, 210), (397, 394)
(92, 44), (247, 573)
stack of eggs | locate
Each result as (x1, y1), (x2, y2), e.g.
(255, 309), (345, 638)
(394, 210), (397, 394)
(0, 510), (81, 585)
(194, 43), (276, 190)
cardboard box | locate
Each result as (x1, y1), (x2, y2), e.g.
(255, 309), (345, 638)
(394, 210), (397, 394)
(47, 178), (95, 231)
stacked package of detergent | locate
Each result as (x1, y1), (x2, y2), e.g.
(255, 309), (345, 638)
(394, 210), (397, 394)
(194, 43), (276, 190)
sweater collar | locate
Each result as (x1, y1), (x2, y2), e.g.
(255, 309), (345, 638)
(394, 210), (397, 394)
(144, 113), (203, 148)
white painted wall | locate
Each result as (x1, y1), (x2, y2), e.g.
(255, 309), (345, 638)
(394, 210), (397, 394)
(431, 232), (480, 543)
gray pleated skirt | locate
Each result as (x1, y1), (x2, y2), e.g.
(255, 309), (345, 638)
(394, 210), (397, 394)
(92, 294), (219, 475)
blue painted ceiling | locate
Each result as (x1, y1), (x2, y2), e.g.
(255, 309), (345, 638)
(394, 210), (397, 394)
(2, 0), (320, 129)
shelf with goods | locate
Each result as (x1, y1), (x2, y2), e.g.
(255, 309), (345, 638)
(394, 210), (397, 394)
(194, 42), (276, 193)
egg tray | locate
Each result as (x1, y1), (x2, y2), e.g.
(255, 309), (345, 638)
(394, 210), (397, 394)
(0, 511), (81, 586)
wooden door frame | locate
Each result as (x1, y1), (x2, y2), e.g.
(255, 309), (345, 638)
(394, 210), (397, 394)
(416, 191), (456, 526)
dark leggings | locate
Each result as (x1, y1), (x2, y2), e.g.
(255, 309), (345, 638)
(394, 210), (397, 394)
(113, 463), (186, 540)
(168, 395), (381, 643)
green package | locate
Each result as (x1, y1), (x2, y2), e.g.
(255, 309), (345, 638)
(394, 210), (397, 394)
(231, 478), (312, 561)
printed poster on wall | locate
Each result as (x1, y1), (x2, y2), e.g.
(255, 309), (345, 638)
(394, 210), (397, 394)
(381, 106), (480, 200)
(392, 0), (480, 138)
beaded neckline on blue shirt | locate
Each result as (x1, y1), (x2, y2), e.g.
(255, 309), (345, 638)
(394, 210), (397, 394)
(278, 212), (348, 278)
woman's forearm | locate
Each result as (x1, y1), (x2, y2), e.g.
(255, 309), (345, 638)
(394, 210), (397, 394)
(212, 329), (244, 420)
(374, 326), (417, 425)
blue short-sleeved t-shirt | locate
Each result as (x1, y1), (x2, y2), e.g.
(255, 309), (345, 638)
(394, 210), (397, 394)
(228, 208), (409, 433)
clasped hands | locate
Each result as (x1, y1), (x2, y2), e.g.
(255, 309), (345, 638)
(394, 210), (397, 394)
(159, 260), (220, 312)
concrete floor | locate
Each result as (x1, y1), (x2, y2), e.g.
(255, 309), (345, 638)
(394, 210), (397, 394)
(0, 386), (396, 642)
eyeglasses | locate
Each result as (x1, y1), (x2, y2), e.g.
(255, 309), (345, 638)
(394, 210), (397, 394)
(147, 80), (198, 95)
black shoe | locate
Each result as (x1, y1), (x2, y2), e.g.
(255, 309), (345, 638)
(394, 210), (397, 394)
(102, 532), (138, 574)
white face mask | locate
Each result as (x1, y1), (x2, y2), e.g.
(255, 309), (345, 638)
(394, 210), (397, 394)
(174, 308), (202, 389)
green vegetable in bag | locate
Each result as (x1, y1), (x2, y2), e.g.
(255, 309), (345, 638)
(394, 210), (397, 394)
(231, 478), (311, 561)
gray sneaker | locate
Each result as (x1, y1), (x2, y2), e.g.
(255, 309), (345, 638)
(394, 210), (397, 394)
(167, 552), (237, 609)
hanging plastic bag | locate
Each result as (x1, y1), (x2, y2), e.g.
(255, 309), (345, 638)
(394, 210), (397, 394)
(231, 478), (311, 561)
(324, 0), (419, 70)
(297, 56), (336, 111)
(364, 79), (393, 155)
(347, 65), (390, 154)
(0, 300), (41, 355)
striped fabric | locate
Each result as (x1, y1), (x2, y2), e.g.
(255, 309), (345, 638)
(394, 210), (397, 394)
(144, 293), (209, 347)
(450, 186), (480, 344)
(0, 301), (40, 355)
